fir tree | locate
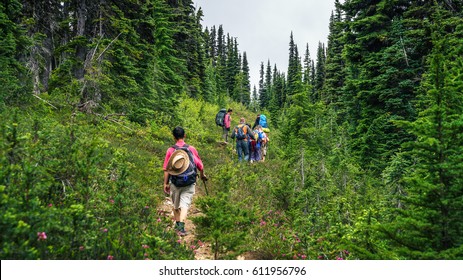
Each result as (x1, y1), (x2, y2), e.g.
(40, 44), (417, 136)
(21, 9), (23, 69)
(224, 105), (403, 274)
(241, 52), (251, 105)
(0, 0), (30, 106)
(324, 1), (346, 108)
(384, 9), (463, 258)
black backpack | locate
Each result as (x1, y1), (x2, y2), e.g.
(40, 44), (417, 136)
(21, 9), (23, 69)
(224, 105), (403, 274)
(215, 108), (227, 127)
(169, 144), (198, 187)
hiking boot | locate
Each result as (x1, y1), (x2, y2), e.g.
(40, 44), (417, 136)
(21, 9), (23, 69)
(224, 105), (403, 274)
(177, 229), (188, 236)
(175, 221), (187, 236)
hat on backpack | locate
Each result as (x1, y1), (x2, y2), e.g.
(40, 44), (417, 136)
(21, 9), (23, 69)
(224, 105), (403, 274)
(166, 149), (190, 176)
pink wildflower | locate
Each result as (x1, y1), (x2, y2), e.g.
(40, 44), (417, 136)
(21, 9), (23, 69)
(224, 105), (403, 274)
(102, 228), (108, 233)
(197, 240), (204, 247)
(47, 204), (53, 207)
(144, 205), (149, 209)
(336, 257), (344, 260)
(260, 220), (267, 226)
(107, 255), (114, 260)
(37, 232), (47, 241)
(177, 239), (182, 244)
(109, 199), (115, 204)
(318, 255), (324, 260)
(301, 255), (307, 259)
(142, 244), (150, 249)
(79, 246), (85, 251)
(190, 245), (196, 250)
(144, 253), (149, 257)
(157, 218), (161, 223)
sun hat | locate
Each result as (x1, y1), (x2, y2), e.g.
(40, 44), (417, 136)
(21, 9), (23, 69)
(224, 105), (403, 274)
(166, 149), (190, 175)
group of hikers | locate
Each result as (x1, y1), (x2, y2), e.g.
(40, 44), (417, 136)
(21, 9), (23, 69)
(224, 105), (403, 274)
(220, 109), (270, 163)
(162, 109), (270, 236)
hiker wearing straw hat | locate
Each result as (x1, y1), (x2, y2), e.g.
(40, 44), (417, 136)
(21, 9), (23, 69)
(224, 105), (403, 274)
(163, 126), (207, 236)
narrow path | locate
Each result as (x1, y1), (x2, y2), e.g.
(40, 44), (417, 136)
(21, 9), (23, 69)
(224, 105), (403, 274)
(159, 194), (214, 260)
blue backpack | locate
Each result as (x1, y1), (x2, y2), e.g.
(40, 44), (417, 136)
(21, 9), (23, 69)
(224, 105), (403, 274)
(259, 114), (268, 128)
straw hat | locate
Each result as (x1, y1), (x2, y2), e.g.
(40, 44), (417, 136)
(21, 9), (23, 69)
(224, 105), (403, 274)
(166, 149), (190, 175)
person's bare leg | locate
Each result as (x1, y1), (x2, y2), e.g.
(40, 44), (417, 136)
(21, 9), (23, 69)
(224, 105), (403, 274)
(179, 207), (188, 223)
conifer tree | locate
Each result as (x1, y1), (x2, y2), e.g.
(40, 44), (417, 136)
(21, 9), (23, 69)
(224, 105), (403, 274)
(286, 32), (298, 98)
(258, 62), (267, 108)
(0, 0), (30, 106)
(265, 60), (273, 103)
(208, 25), (217, 65)
(384, 10), (463, 258)
(341, 0), (429, 171)
(241, 52), (251, 105)
(314, 42), (326, 101)
(302, 43), (313, 100)
(324, 1), (346, 108)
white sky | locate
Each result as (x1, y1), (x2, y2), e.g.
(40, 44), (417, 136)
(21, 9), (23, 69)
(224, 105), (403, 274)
(194, 0), (337, 89)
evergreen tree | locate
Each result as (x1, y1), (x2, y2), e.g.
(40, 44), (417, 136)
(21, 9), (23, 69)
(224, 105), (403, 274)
(384, 9), (463, 258)
(324, 1), (346, 108)
(341, 0), (430, 171)
(208, 25), (217, 65)
(302, 43), (313, 101)
(241, 52), (251, 105)
(258, 62), (267, 108)
(0, 0), (30, 106)
(314, 42), (326, 101)
(265, 60), (273, 103)
(286, 32), (298, 98)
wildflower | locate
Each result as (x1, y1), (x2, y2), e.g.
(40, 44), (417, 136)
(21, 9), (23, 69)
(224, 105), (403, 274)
(79, 246), (85, 251)
(107, 255), (114, 260)
(318, 255), (324, 260)
(109, 199), (115, 204)
(144, 205), (149, 209)
(157, 218), (161, 223)
(260, 220), (267, 226)
(47, 204), (53, 207)
(343, 250), (350, 256)
(142, 244), (150, 249)
(177, 239), (182, 244)
(190, 245), (196, 250)
(301, 255), (307, 259)
(336, 257), (344, 260)
(197, 240), (204, 247)
(37, 232), (47, 241)
(144, 253), (149, 257)
(102, 228), (108, 233)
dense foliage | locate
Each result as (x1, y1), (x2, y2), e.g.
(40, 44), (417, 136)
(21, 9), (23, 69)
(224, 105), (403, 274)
(1, 0), (462, 259)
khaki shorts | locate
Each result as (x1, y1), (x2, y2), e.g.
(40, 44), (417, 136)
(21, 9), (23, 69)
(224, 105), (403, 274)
(170, 182), (195, 210)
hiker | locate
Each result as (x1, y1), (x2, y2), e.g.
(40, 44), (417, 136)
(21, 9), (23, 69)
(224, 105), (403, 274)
(223, 108), (232, 143)
(163, 126), (207, 236)
(231, 118), (255, 162)
(252, 114), (260, 130)
(260, 127), (269, 161)
(257, 125), (269, 161)
(250, 127), (261, 163)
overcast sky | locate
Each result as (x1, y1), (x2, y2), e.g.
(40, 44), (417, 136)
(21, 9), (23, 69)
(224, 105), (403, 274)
(194, 0), (337, 89)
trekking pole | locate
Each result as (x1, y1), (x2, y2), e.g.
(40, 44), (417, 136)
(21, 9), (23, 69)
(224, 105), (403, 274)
(201, 177), (209, 196)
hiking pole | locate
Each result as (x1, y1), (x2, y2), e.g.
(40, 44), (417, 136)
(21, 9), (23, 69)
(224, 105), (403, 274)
(202, 177), (209, 196)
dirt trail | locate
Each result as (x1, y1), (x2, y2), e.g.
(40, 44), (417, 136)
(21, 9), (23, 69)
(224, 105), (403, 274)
(159, 193), (214, 260)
